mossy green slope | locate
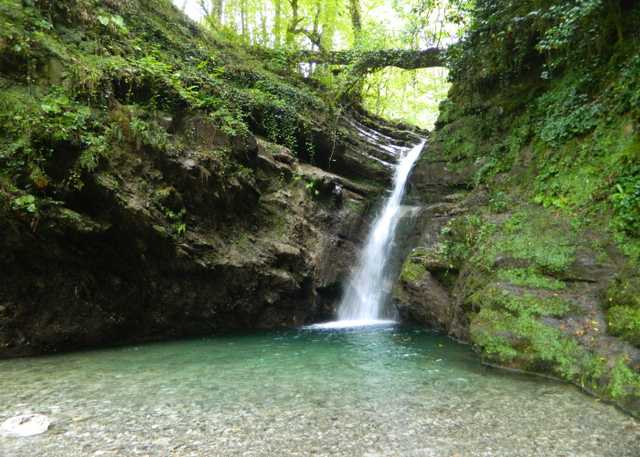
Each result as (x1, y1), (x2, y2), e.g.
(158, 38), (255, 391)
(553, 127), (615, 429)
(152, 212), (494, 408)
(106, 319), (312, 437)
(0, 0), (334, 201)
(399, 0), (640, 416)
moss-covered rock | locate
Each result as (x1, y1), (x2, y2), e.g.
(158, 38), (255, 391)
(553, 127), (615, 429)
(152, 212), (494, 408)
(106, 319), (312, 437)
(396, 147), (640, 417)
(399, 255), (428, 283)
(608, 307), (640, 347)
(0, 0), (422, 357)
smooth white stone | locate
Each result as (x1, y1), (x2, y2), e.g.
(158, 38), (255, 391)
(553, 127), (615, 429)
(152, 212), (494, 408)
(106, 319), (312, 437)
(0, 414), (51, 437)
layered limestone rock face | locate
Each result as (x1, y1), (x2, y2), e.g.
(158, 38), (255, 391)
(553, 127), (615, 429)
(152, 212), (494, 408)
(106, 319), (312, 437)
(392, 151), (475, 337)
(0, 0), (429, 357)
(0, 108), (418, 357)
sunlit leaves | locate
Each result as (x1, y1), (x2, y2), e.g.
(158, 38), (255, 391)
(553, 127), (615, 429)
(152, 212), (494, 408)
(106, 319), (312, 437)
(362, 67), (449, 129)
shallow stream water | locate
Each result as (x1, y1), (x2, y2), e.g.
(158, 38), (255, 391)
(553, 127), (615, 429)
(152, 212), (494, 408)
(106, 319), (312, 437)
(1, 325), (638, 457)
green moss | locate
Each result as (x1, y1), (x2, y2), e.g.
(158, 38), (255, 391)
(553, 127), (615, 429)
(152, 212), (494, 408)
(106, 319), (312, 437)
(497, 268), (566, 291)
(470, 308), (519, 362)
(0, 0), (339, 200)
(488, 191), (511, 213)
(437, 1), (640, 266)
(439, 209), (577, 299)
(399, 257), (427, 283)
(435, 118), (484, 161)
(344, 198), (365, 213)
(518, 318), (585, 378)
(440, 214), (495, 268)
(607, 306), (640, 347)
(608, 357), (640, 400)
(531, 118), (640, 232)
(471, 307), (587, 379)
(605, 272), (640, 309)
(473, 308), (597, 388)
(471, 284), (572, 317)
(408, 245), (452, 270)
(436, 0), (640, 416)
(480, 210), (576, 273)
(471, 288), (640, 409)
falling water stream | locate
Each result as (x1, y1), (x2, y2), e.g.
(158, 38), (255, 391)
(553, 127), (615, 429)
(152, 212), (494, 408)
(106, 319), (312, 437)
(314, 138), (425, 329)
(338, 140), (424, 322)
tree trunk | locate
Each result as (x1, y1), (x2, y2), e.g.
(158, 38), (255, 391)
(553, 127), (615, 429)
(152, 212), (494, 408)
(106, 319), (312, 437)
(286, 0), (299, 47)
(211, 0), (223, 23)
(291, 48), (445, 72)
(261, 3), (269, 46)
(349, 0), (362, 45)
(321, 0), (337, 51)
(240, 0), (248, 42)
(274, 0), (282, 47)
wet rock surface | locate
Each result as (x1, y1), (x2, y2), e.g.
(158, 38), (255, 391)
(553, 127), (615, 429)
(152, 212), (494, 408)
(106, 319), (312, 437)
(392, 158), (476, 339)
(0, 112), (408, 357)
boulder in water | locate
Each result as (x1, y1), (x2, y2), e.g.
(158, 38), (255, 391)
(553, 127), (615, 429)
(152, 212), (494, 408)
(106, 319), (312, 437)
(0, 414), (51, 437)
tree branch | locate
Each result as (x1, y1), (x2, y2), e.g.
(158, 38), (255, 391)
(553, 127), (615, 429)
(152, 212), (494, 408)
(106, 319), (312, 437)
(291, 48), (445, 72)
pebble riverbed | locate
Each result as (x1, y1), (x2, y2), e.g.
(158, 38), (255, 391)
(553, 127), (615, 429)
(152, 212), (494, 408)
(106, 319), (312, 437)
(1, 325), (638, 457)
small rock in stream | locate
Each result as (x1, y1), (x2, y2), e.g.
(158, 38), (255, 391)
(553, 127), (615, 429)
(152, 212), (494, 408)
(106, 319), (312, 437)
(0, 414), (51, 437)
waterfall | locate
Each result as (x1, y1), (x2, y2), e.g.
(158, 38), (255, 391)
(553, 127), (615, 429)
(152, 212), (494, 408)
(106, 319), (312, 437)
(335, 139), (425, 325)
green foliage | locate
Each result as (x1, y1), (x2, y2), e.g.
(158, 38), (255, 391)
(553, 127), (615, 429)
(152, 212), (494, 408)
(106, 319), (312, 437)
(608, 357), (640, 400)
(479, 210), (576, 273)
(488, 191), (509, 213)
(0, 0), (347, 207)
(471, 284), (572, 317)
(472, 304), (586, 380)
(441, 0), (640, 265)
(535, 0), (626, 75)
(126, 112), (170, 151)
(163, 207), (187, 237)
(362, 67), (450, 130)
(610, 166), (640, 237)
(440, 214), (494, 268)
(0, 85), (109, 189)
(449, 0), (637, 88)
(0, 1), (54, 79)
(437, 0), (640, 413)
(97, 13), (128, 34)
(607, 306), (640, 347)
(10, 194), (38, 214)
(248, 88), (300, 150)
(297, 176), (321, 198)
(605, 272), (640, 310)
(473, 307), (597, 387)
(470, 308), (519, 362)
(470, 275), (640, 404)
(497, 268), (566, 291)
(536, 78), (601, 147)
(439, 208), (576, 281)
(515, 317), (586, 378)
(399, 257), (427, 283)
(197, 0), (462, 129)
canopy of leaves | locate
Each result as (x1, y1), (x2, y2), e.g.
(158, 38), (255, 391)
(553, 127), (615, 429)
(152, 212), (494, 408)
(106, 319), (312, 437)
(182, 0), (469, 127)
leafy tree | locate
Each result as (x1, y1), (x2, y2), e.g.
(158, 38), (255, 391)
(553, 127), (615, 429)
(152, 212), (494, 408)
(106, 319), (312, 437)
(189, 0), (466, 126)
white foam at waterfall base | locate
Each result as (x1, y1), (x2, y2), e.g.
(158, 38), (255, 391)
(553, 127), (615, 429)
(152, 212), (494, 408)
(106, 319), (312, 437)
(305, 319), (397, 330)
(312, 139), (425, 329)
